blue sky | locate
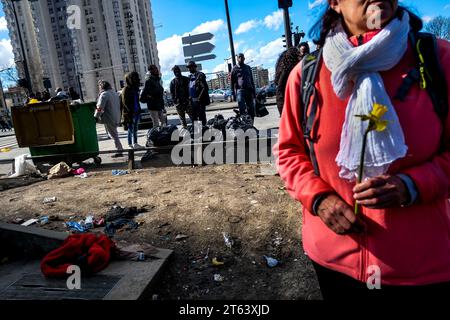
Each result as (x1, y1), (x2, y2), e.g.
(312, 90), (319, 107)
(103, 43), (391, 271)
(153, 0), (450, 85)
(1, 1), (450, 88)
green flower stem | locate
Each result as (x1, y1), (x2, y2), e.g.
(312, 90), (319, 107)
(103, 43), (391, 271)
(355, 128), (370, 215)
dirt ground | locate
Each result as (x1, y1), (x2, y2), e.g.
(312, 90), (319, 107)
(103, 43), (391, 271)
(0, 163), (322, 300)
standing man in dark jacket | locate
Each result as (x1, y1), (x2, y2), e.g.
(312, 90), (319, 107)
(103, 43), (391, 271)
(230, 53), (256, 121)
(140, 65), (166, 127)
(187, 61), (210, 126)
(170, 66), (192, 128)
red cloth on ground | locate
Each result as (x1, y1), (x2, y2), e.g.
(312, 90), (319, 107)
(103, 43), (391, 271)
(41, 234), (115, 278)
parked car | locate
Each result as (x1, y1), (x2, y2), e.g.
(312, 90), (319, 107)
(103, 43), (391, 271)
(209, 89), (232, 103)
(262, 83), (276, 97)
(138, 102), (155, 130)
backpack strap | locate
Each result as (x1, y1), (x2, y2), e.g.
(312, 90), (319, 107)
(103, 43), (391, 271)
(300, 48), (323, 176)
(395, 31), (449, 150)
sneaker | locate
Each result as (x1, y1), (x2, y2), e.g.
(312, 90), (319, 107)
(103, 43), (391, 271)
(128, 145), (134, 149)
(111, 153), (124, 158)
(133, 143), (144, 149)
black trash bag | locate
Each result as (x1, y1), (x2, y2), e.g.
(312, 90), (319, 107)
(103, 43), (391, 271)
(255, 100), (269, 117)
(187, 123), (210, 139)
(206, 114), (228, 131)
(146, 124), (179, 147)
(104, 205), (147, 237)
(225, 114), (258, 140)
(141, 150), (157, 162)
(105, 205), (146, 222)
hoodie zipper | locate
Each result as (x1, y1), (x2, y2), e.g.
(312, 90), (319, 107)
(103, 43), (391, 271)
(357, 34), (364, 46)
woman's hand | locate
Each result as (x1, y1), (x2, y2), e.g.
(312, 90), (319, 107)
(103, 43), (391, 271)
(353, 175), (409, 209)
(317, 194), (366, 235)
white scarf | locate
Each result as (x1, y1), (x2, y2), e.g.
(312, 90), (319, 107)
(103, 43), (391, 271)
(323, 13), (410, 181)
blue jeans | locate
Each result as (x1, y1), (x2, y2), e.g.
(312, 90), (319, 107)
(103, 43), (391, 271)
(237, 89), (255, 119)
(128, 116), (140, 145)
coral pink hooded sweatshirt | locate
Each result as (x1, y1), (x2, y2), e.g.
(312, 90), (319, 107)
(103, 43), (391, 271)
(276, 31), (450, 285)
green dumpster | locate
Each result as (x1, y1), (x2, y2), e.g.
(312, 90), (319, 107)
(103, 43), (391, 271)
(29, 102), (102, 166)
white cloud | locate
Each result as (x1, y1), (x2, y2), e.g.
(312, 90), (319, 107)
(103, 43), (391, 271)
(308, 0), (327, 10)
(263, 10), (284, 31)
(157, 34), (185, 78)
(242, 38), (284, 68)
(0, 39), (14, 67)
(0, 16), (7, 32)
(235, 19), (260, 35)
(213, 63), (227, 73)
(422, 16), (433, 23)
(257, 38), (284, 64)
(191, 19), (225, 35)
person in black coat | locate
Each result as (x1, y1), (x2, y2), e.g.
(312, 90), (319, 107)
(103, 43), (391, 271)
(140, 65), (166, 127)
(170, 66), (192, 128)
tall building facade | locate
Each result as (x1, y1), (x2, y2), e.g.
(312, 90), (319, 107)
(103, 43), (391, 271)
(207, 66), (270, 91)
(251, 66), (269, 88)
(1, 0), (160, 102)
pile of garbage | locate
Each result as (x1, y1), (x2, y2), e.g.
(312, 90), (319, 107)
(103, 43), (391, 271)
(47, 162), (88, 179)
(7, 157), (88, 180)
(61, 205), (147, 237)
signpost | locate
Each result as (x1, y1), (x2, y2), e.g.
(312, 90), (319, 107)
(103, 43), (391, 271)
(182, 32), (216, 67)
(183, 42), (215, 58)
(182, 32), (214, 45)
(176, 64), (203, 72)
(185, 55), (216, 63)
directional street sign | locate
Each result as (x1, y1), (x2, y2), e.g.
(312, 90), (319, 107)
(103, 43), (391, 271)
(176, 64), (203, 72)
(185, 54), (217, 63)
(183, 42), (215, 58)
(182, 32), (214, 45)
(181, 32), (216, 64)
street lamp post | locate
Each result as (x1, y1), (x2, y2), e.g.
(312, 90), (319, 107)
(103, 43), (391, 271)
(282, 7), (293, 48)
(8, 0), (35, 94)
(224, 0), (236, 67)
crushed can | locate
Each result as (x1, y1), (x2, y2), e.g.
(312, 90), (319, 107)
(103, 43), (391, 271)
(137, 251), (145, 261)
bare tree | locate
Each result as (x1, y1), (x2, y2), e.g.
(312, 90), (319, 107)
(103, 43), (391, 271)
(424, 16), (450, 41)
(0, 64), (19, 84)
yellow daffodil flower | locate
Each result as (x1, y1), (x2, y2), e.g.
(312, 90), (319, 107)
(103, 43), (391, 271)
(354, 103), (390, 215)
(356, 103), (389, 132)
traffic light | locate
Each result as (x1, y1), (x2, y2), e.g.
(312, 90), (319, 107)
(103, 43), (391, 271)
(278, 0), (293, 9)
(282, 34), (287, 48)
(293, 33), (301, 47)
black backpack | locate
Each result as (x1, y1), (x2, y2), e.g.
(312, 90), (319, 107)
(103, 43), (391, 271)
(301, 32), (449, 176)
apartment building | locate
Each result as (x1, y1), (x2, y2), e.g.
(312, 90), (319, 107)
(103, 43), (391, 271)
(1, 0), (160, 102)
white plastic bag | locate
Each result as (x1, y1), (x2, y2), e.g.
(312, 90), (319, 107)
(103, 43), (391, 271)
(9, 154), (39, 178)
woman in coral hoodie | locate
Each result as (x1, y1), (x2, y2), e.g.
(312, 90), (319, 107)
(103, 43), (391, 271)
(276, 0), (450, 299)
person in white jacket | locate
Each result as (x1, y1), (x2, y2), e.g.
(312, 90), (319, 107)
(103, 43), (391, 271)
(94, 80), (124, 157)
